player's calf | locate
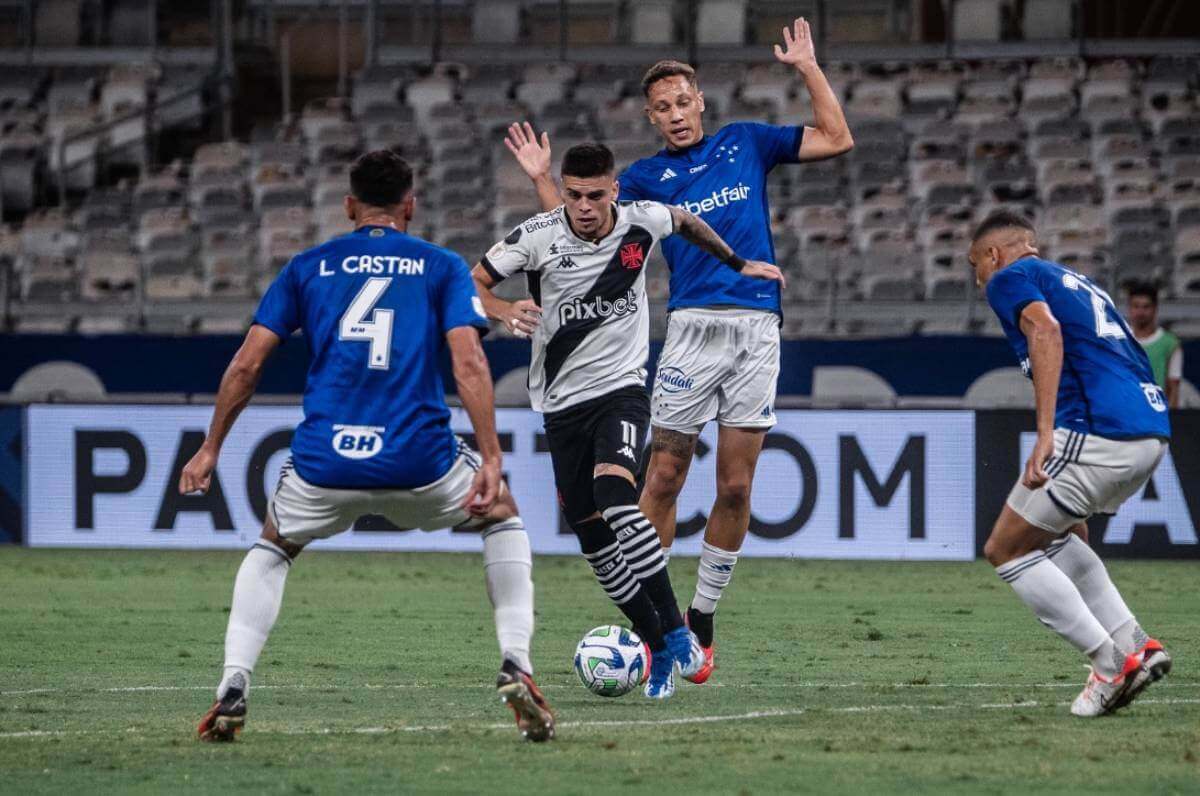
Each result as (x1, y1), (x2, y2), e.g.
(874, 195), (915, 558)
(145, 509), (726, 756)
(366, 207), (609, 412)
(594, 473), (684, 632)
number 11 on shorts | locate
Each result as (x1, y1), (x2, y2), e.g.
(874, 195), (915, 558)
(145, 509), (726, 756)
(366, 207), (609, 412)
(621, 421), (638, 448)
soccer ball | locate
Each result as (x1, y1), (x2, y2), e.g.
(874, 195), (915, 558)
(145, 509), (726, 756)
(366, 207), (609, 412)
(573, 625), (649, 697)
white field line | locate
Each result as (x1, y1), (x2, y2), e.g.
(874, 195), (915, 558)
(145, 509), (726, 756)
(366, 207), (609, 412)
(2, 698), (1198, 740)
(4, 680), (1198, 697)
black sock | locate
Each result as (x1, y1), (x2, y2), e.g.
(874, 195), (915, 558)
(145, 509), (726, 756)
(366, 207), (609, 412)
(573, 516), (666, 651)
(617, 590), (666, 652)
(642, 568), (684, 633)
(594, 476), (684, 634)
(687, 606), (714, 648)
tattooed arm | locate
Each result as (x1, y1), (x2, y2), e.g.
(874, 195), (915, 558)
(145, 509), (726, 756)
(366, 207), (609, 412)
(666, 205), (786, 287)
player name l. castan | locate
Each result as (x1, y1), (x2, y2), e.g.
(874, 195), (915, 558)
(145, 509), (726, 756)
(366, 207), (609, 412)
(319, 255), (426, 276)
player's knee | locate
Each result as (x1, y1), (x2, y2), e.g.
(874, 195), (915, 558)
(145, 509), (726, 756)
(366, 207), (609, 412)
(486, 489), (520, 522)
(714, 474), (753, 511)
(982, 535), (1007, 567)
(644, 457), (687, 499)
(593, 474), (639, 512)
(261, 520), (304, 560)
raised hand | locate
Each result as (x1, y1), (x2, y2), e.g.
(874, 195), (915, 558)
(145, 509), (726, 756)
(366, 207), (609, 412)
(504, 122), (552, 180)
(773, 16), (818, 74)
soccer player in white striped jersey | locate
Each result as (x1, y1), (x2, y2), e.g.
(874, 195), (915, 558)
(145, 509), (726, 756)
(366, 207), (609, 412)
(472, 143), (783, 699)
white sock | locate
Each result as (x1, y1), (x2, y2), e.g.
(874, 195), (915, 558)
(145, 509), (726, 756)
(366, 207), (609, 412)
(692, 541), (739, 615)
(662, 546), (671, 565)
(483, 519), (535, 675)
(218, 540), (292, 698)
(995, 550), (1122, 677)
(1046, 534), (1145, 653)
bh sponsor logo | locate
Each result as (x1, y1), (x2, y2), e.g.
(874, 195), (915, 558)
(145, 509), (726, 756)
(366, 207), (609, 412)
(657, 366), (694, 394)
(332, 425), (386, 460)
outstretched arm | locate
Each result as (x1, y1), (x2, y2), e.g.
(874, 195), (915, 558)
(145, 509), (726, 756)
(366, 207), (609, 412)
(667, 206), (786, 287)
(179, 325), (281, 494)
(505, 122), (561, 213)
(774, 17), (853, 161)
(1019, 301), (1063, 489)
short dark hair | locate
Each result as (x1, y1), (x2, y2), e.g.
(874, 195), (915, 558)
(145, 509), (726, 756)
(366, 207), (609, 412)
(561, 143), (614, 179)
(1125, 279), (1159, 305)
(641, 60), (697, 96)
(349, 149), (413, 207)
(971, 210), (1036, 243)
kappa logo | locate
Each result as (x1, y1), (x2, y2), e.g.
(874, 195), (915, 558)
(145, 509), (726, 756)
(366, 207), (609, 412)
(619, 242), (645, 270)
(557, 255), (578, 269)
(618, 445), (637, 461)
(660, 168), (677, 182)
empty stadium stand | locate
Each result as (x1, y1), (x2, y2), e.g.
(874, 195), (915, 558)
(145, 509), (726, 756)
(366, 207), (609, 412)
(0, 1), (1197, 343)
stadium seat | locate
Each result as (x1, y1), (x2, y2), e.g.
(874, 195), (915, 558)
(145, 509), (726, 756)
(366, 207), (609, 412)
(952, 0), (1003, 41)
(34, 0), (81, 46)
(0, 134), (39, 214)
(80, 252), (139, 301)
(963, 367), (1034, 408)
(20, 255), (76, 302)
(77, 315), (135, 335)
(9, 361), (106, 401)
(811, 366), (896, 407)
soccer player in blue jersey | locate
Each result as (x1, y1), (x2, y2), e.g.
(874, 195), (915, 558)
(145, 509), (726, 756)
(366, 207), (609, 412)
(179, 151), (554, 742)
(970, 210), (1172, 717)
(505, 17), (853, 681)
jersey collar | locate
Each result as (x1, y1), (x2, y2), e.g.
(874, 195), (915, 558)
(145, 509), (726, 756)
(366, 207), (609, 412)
(354, 223), (403, 235)
(662, 133), (708, 158)
(562, 204), (620, 245)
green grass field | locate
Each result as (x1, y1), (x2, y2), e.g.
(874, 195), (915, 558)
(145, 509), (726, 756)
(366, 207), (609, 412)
(0, 548), (1197, 794)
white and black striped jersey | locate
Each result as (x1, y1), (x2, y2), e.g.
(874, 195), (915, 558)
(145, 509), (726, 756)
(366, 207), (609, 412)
(480, 201), (675, 413)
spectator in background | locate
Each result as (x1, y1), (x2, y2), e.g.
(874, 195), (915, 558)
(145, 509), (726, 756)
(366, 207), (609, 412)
(1125, 280), (1182, 408)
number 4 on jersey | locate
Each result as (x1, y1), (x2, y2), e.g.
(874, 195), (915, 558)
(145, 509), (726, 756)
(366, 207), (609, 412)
(340, 277), (394, 370)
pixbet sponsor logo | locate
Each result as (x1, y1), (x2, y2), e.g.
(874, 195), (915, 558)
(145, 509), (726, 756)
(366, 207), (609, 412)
(558, 288), (639, 325)
(680, 184), (751, 216)
(656, 366), (695, 393)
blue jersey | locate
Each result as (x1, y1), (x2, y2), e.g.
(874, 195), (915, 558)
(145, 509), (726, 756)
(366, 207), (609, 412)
(253, 225), (489, 488)
(986, 256), (1170, 440)
(618, 122), (803, 313)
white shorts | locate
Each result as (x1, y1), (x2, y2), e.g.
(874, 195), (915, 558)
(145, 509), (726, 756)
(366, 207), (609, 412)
(651, 307), (781, 435)
(268, 443), (482, 544)
(1006, 428), (1167, 534)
